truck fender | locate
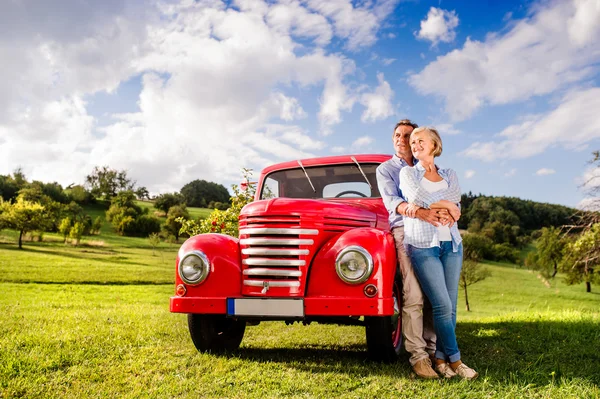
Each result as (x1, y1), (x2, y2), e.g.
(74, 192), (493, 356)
(176, 233), (242, 297)
(306, 228), (397, 298)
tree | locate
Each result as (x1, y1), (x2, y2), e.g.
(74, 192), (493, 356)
(106, 191), (160, 237)
(58, 217), (72, 243)
(180, 179), (230, 208)
(148, 233), (161, 256)
(135, 186), (150, 200)
(1, 198), (48, 249)
(69, 222), (86, 246)
(154, 192), (185, 213)
(163, 205), (190, 242)
(85, 166), (136, 199)
(179, 169), (254, 237)
(525, 227), (566, 280)
(561, 223), (600, 293)
(460, 237), (492, 311)
(0, 175), (19, 202)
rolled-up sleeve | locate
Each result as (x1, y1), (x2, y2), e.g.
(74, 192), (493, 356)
(376, 164), (405, 216)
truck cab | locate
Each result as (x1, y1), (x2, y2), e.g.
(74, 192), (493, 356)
(170, 154), (402, 362)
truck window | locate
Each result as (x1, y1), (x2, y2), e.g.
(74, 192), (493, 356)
(259, 163), (381, 200)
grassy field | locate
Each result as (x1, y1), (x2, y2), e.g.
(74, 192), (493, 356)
(1, 218), (599, 398)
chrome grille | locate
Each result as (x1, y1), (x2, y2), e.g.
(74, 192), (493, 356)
(238, 225), (318, 292)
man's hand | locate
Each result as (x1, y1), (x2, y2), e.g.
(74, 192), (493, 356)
(415, 208), (448, 227)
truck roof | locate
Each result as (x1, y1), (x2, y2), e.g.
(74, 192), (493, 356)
(260, 154), (393, 175)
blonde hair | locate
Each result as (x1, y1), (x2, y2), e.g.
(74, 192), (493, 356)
(411, 127), (443, 157)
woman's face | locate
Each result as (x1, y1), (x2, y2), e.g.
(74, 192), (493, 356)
(410, 131), (435, 160)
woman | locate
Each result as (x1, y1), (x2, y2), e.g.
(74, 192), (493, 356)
(399, 126), (478, 380)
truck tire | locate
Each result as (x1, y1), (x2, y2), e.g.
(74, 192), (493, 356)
(187, 314), (246, 353)
(365, 276), (402, 362)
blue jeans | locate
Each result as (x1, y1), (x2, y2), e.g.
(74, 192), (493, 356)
(408, 242), (463, 363)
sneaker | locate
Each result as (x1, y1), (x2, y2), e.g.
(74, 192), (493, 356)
(454, 363), (479, 380)
(412, 358), (439, 379)
(435, 362), (457, 379)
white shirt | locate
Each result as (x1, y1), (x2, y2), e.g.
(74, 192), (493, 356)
(420, 177), (452, 242)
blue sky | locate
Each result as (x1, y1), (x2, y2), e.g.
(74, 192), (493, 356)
(1, 0), (599, 208)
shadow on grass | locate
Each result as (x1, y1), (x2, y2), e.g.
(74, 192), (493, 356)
(225, 319), (600, 387)
(0, 245), (150, 266)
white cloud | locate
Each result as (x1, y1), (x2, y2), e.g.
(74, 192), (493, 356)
(409, 0), (600, 121)
(435, 123), (461, 135)
(382, 58), (396, 66)
(535, 168), (556, 176)
(359, 73), (395, 122)
(462, 88), (600, 161)
(0, 0), (396, 193)
(352, 136), (374, 147)
(465, 170), (475, 179)
(504, 168), (517, 178)
(305, 0), (399, 50)
(415, 7), (459, 46)
(331, 146), (346, 153)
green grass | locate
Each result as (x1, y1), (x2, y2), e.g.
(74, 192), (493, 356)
(1, 227), (599, 398)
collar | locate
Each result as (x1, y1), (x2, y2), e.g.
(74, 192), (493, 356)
(393, 154), (416, 167)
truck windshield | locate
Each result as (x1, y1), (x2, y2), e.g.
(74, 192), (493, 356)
(260, 163), (382, 200)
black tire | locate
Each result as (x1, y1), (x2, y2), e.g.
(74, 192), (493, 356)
(365, 275), (403, 362)
(187, 314), (246, 353)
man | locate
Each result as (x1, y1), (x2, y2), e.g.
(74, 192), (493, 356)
(376, 119), (448, 379)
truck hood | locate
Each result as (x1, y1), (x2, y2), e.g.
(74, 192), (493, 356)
(241, 197), (380, 223)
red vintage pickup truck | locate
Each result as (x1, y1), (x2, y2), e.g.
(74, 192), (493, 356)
(170, 154), (402, 362)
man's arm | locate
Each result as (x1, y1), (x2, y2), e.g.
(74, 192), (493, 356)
(376, 165), (405, 218)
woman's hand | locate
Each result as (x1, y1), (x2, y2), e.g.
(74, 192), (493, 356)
(431, 200), (461, 225)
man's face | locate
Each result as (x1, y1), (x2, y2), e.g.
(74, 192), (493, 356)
(393, 125), (414, 159)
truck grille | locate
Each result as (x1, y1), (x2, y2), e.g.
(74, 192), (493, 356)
(239, 219), (318, 295)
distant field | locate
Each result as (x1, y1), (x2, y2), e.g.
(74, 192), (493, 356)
(1, 222), (599, 398)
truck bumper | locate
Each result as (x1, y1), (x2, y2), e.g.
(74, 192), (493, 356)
(170, 296), (395, 316)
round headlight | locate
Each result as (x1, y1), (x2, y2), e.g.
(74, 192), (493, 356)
(335, 246), (373, 284)
(178, 251), (210, 285)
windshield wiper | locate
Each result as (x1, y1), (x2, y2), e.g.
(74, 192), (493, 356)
(351, 156), (372, 189)
(297, 160), (316, 193)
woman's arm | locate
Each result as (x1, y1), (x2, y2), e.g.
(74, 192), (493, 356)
(430, 200), (461, 222)
(400, 167), (461, 208)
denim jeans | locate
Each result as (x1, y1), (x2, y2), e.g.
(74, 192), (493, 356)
(408, 241), (463, 363)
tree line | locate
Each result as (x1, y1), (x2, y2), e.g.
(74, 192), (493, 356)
(0, 166), (232, 246)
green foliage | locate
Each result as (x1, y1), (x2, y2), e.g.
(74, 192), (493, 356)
(106, 191), (160, 237)
(69, 222), (86, 246)
(525, 227), (567, 280)
(463, 196), (576, 248)
(153, 192), (185, 213)
(148, 232), (161, 256)
(462, 233), (494, 260)
(86, 166), (136, 200)
(180, 179), (230, 208)
(163, 205), (190, 242)
(0, 197), (48, 249)
(91, 216), (104, 235)
(561, 223), (600, 292)
(179, 169), (254, 237)
(58, 217), (72, 242)
(0, 174), (20, 202)
(64, 184), (94, 205)
(207, 201), (229, 210)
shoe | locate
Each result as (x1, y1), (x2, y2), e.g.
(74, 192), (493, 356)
(412, 358), (439, 379)
(435, 362), (457, 379)
(454, 363), (479, 380)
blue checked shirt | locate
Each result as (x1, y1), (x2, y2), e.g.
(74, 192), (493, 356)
(399, 163), (463, 252)
(376, 155), (412, 229)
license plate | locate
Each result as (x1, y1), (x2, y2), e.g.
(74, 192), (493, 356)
(227, 298), (304, 317)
